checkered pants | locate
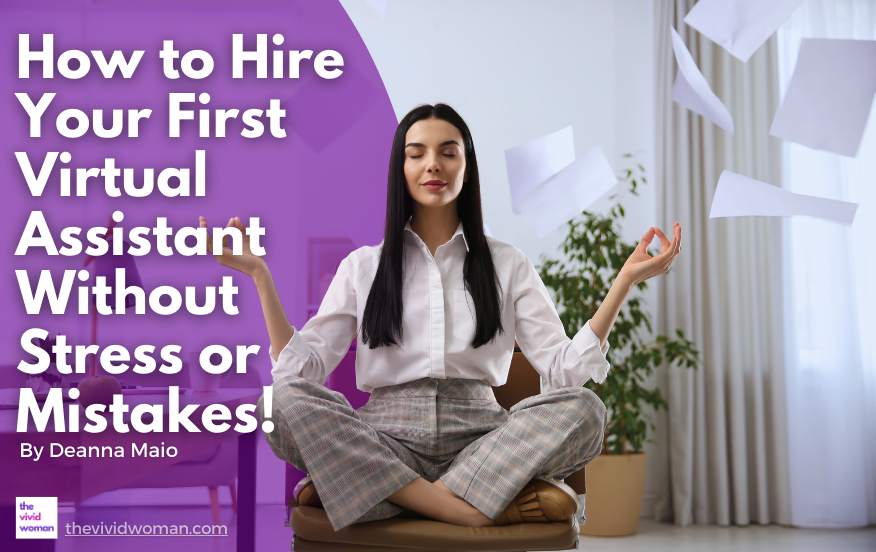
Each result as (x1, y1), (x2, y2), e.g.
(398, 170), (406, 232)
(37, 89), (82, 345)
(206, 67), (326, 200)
(257, 375), (606, 532)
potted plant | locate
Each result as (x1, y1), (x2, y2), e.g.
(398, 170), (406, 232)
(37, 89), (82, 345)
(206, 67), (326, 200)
(536, 154), (701, 536)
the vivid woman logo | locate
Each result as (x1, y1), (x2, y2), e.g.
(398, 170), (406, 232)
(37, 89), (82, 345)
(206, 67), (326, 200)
(16, 497), (57, 539)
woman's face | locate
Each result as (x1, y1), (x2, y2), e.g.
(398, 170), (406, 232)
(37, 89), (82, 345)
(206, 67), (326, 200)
(404, 117), (468, 209)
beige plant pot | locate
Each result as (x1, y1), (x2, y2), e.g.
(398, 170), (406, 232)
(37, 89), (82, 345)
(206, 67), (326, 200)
(578, 452), (647, 537)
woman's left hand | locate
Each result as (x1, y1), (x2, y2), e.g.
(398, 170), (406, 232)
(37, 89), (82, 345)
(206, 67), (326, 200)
(618, 222), (682, 288)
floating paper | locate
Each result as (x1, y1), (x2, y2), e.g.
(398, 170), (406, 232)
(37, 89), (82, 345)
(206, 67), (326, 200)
(365, 0), (390, 19)
(515, 144), (618, 238)
(770, 38), (876, 157)
(505, 125), (575, 214)
(670, 27), (735, 135)
(684, 0), (803, 63)
(709, 170), (857, 225)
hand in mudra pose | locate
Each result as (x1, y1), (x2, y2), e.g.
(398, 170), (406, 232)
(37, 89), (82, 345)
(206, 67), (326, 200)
(199, 216), (267, 279)
(619, 222), (682, 287)
(588, 222), (681, 347)
(199, 215), (293, 360)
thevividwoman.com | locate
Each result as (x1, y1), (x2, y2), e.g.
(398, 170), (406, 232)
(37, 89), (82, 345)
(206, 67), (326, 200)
(64, 521), (228, 537)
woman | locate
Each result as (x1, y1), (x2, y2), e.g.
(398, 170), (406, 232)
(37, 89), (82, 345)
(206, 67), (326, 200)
(199, 104), (681, 532)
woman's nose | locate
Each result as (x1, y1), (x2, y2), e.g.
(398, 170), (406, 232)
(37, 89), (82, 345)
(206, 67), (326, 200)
(426, 153), (440, 172)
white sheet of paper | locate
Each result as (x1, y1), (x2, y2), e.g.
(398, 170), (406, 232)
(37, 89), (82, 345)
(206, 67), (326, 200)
(709, 170), (858, 224)
(517, 144), (619, 237)
(683, 0), (803, 63)
(504, 125), (575, 214)
(670, 27), (735, 135)
(364, 0), (390, 19)
(770, 38), (876, 157)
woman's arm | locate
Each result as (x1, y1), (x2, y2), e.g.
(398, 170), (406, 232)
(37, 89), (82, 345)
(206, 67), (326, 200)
(252, 265), (296, 360)
(510, 222), (680, 390)
(200, 216), (294, 360)
(590, 223), (682, 348)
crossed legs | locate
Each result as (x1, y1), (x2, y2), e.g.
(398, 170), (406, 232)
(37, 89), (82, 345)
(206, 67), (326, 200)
(259, 375), (496, 530)
(436, 385), (606, 522)
(384, 477), (496, 528)
(380, 385), (606, 528)
(260, 375), (604, 530)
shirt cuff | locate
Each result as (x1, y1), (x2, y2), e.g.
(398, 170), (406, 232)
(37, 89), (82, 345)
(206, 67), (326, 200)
(571, 320), (609, 355)
(269, 327), (310, 382)
(570, 320), (611, 384)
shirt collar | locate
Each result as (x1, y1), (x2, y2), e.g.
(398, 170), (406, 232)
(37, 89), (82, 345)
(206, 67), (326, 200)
(404, 215), (470, 252)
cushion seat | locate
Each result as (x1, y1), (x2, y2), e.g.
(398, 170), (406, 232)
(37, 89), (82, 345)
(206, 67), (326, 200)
(290, 506), (580, 552)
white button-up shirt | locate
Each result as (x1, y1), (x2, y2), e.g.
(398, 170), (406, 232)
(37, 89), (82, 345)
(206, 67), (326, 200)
(269, 217), (611, 393)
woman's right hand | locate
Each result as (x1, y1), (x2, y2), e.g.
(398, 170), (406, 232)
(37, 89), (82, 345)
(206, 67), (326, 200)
(200, 216), (266, 279)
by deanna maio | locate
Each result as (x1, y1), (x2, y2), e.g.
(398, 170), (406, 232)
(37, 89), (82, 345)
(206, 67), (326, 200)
(20, 441), (180, 461)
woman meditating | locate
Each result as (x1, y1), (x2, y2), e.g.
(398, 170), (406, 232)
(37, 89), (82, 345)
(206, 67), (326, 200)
(200, 103), (681, 532)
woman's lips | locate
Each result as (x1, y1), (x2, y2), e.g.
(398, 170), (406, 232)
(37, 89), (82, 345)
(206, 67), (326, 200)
(423, 180), (446, 190)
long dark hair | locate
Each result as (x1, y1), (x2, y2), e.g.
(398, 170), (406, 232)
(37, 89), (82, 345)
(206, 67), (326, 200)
(361, 104), (505, 349)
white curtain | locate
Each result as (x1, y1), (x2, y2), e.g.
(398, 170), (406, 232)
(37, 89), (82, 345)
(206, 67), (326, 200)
(652, 0), (792, 526)
(777, 0), (876, 529)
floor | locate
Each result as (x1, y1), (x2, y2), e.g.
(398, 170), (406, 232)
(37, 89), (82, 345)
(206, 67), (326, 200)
(578, 518), (876, 552)
(50, 505), (875, 552)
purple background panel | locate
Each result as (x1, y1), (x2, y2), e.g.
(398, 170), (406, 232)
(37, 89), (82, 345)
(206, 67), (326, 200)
(1, 1), (397, 548)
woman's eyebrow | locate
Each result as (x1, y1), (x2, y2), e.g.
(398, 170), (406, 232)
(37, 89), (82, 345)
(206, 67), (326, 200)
(404, 140), (461, 148)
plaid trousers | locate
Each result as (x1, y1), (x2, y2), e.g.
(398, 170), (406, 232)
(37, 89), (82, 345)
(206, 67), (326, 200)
(258, 374), (606, 532)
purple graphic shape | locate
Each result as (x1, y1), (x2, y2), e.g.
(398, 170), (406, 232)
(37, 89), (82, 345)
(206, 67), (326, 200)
(285, 63), (378, 152)
(1, 1), (396, 550)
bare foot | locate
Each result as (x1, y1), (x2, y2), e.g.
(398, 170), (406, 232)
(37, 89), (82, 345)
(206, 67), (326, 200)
(472, 514), (497, 528)
(387, 477), (495, 527)
(433, 479), (461, 499)
(433, 480), (495, 527)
